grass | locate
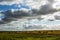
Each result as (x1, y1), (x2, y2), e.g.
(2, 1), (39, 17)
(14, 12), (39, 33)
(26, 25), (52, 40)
(0, 31), (60, 40)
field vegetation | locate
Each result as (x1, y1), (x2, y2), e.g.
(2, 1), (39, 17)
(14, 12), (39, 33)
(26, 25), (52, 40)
(0, 30), (60, 40)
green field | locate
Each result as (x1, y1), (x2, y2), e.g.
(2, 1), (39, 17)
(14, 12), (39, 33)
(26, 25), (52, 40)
(0, 31), (60, 40)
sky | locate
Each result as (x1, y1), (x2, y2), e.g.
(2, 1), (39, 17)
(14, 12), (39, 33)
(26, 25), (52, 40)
(0, 0), (60, 31)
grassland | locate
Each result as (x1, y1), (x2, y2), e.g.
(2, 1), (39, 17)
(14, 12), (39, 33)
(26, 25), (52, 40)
(0, 30), (60, 40)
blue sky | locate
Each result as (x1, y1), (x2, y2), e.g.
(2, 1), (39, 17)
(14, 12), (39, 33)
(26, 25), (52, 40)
(0, 4), (30, 11)
(0, 5), (19, 11)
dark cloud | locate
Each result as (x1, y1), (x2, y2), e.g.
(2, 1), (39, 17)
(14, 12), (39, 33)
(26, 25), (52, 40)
(12, 10), (30, 18)
(48, 0), (54, 3)
(0, 10), (31, 24)
(38, 4), (57, 15)
(4, 10), (30, 18)
(0, 20), (6, 24)
(31, 0), (57, 15)
(47, 19), (55, 21)
(0, 8), (57, 24)
(32, 6), (57, 15)
(54, 15), (60, 20)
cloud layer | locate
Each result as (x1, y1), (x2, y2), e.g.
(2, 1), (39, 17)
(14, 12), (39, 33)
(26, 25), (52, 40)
(0, 0), (60, 31)
(0, 0), (22, 5)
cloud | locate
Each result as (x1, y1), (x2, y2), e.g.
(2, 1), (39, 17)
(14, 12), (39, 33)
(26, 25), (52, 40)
(0, 2), (58, 25)
(0, 0), (60, 31)
(0, 0), (59, 10)
(40, 11), (60, 21)
(0, 0), (23, 5)
(41, 14), (55, 21)
(53, 11), (60, 20)
(0, 0), (54, 9)
(0, 8), (32, 24)
(0, 18), (60, 31)
(0, 0), (58, 12)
